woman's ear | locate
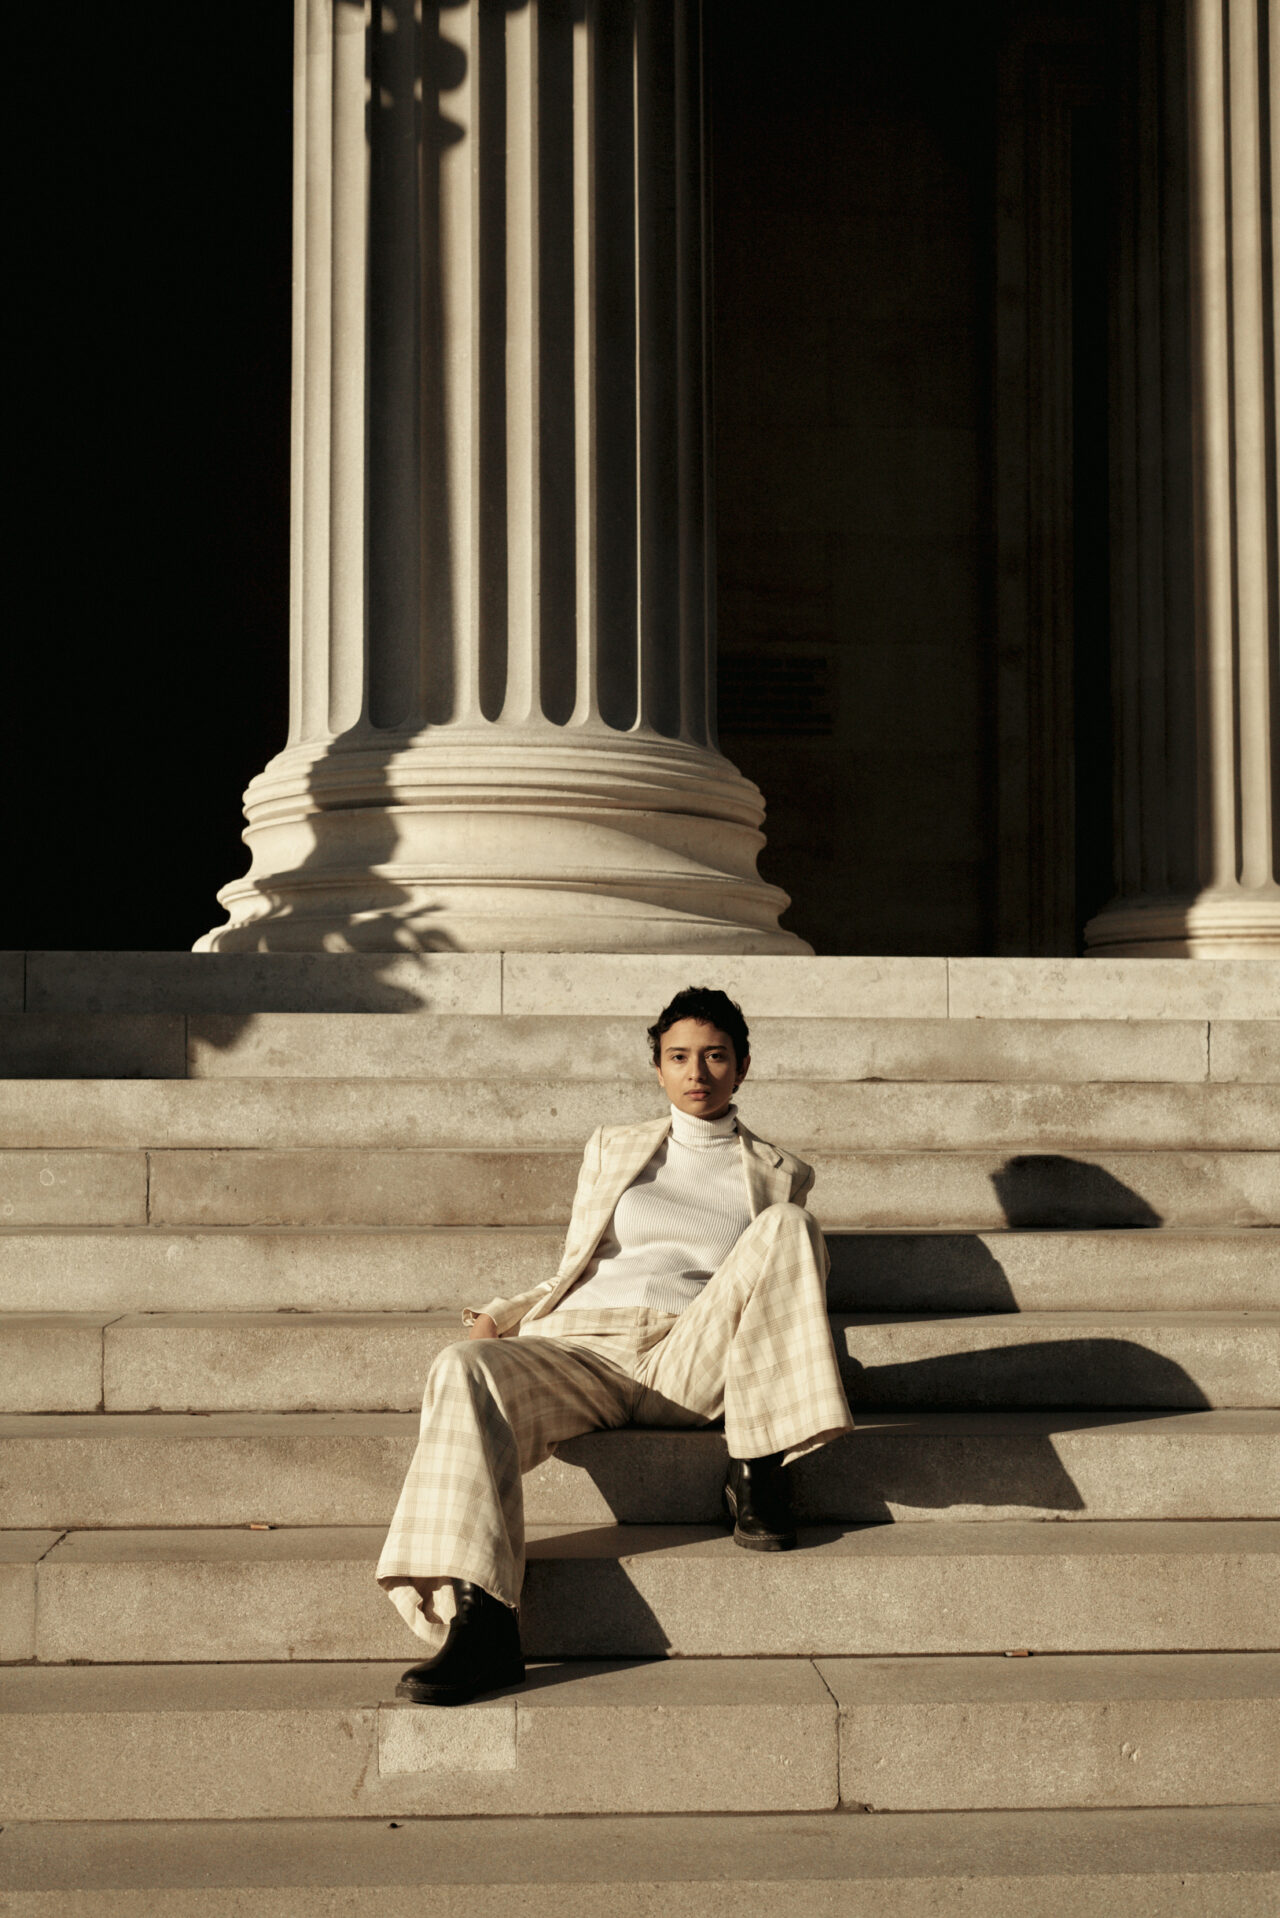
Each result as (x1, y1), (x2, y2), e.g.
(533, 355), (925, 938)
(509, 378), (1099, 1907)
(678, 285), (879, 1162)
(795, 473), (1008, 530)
(734, 1051), (751, 1087)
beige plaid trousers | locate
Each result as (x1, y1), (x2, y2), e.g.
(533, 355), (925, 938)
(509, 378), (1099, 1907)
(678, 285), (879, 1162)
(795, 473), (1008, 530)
(377, 1187), (853, 1650)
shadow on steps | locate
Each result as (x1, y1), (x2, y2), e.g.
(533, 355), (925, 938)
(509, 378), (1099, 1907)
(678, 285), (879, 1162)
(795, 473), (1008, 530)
(991, 1156), (1163, 1228)
(840, 1338), (1215, 1410)
(826, 1157), (1166, 1309)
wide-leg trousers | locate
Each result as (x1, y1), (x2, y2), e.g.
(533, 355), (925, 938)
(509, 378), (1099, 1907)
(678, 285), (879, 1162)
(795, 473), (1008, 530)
(377, 1202), (853, 1649)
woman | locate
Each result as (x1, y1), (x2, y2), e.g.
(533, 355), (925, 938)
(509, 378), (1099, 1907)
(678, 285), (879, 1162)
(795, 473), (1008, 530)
(377, 984), (853, 1704)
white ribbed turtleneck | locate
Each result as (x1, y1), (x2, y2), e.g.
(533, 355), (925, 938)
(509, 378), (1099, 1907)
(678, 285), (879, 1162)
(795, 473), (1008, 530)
(550, 1104), (752, 1316)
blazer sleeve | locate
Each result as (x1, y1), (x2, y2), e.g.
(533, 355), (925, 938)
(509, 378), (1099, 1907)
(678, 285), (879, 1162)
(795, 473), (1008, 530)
(790, 1159), (815, 1206)
(462, 1125), (604, 1337)
(786, 1153), (827, 1275)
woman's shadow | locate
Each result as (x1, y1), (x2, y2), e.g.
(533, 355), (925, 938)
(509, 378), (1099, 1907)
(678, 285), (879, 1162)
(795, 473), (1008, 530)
(559, 1154), (1204, 1535)
(805, 1154), (1196, 1519)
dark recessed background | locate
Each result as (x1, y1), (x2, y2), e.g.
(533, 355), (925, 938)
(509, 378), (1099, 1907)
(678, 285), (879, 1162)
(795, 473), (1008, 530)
(7, 4), (1014, 954)
(8, 5), (294, 951)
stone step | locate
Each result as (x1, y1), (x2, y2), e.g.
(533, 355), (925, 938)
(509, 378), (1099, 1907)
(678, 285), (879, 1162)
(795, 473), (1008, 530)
(823, 1651), (1280, 1813)
(6, 1308), (1275, 1414)
(3, 1149), (1274, 1229)
(1, 1658), (836, 1819)
(8, 1011), (1277, 1084)
(15, 1520), (1279, 1662)
(2, 1411), (1275, 1528)
(0, 1532), (57, 1660)
(177, 1013), (1266, 1082)
(13, 947), (1280, 1019)
(0, 1154), (147, 1226)
(3, 1077), (1277, 1151)
(1, 1653), (1275, 1821)
(148, 1147), (1280, 1228)
(5, 1806), (1278, 1916)
(836, 1312), (1280, 1409)
(2, 1224), (1274, 1315)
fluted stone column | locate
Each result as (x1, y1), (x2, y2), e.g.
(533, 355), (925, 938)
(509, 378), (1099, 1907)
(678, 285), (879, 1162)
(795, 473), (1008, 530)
(198, 0), (804, 955)
(1087, 0), (1279, 956)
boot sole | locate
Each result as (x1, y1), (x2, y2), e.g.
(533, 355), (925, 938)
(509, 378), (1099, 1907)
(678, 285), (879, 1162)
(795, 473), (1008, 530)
(731, 1528), (796, 1552)
(395, 1661), (526, 1707)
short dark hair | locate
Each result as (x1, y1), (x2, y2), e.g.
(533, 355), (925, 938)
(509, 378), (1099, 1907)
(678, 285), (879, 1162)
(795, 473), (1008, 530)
(647, 986), (750, 1066)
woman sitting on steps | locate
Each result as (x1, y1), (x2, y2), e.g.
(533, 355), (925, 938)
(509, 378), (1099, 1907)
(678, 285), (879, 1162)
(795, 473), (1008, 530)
(376, 983), (854, 1705)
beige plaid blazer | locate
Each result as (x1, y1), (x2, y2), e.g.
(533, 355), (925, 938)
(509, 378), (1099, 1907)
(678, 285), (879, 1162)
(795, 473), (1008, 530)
(470, 1112), (818, 1336)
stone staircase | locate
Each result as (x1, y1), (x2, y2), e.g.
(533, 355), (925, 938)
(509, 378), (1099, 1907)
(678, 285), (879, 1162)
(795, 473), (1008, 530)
(1, 951), (1277, 1913)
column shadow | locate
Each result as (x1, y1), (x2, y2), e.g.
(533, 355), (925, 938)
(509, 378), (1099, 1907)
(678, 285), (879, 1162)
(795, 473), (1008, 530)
(201, 728), (460, 969)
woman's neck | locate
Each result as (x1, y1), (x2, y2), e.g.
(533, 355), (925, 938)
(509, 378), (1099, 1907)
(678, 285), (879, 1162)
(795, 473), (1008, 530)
(669, 1102), (738, 1146)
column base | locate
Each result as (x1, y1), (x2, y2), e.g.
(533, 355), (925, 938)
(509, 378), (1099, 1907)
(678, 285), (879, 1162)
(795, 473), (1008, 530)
(195, 729), (810, 956)
(1083, 887), (1280, 957)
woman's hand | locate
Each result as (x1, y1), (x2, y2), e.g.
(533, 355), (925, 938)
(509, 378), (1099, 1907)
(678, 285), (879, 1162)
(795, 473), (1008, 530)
(468, 1313), (499, 1340)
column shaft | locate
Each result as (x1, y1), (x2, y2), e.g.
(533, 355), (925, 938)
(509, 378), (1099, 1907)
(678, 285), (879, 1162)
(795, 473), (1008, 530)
(199, 0), (802, 955)
(1088, 0), (1280, 955)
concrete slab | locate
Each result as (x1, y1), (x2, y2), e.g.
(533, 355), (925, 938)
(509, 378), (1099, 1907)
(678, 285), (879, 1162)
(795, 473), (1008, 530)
(186, 1013), (1211, 1084)
(826, 1228), (1280, 1312)
(809, 1149), (1280, 1228)
(0, 1807), (1275, 1916)
(0, 1077), (658, 1151)
(4, 1410), (1276, 1529)
(189, 1012), (649, 1080)
(519, 1519), (1280, 1660)
(30, 1520), (1280, 1662)
(796, 1409), (1280, 1523)
(3, 1224), (1273, 1317)
(500, 954), (951, 1018)
(0, 1532), (62, 1661)
(1212, 1021), (1280, 1082)
(948, 957), (1280, 1021)
(89, 1306), (1280, 1412)
(101, 1310), (461, 1412)
(819, 1651), (1280, 1809)
(0, 1411), (419, 1528)
(0, 1314), (108, 1412)
(780, 1081), (1280, 1151)
(0, 1153), (146, 1226)
(142, 1145), (1280, 1229)
(0, 1224), (560, 1314)
(147, 1148), (580, 1227)
(0, 1657), (837, 1819)
(0, 1016), (186, 1079)
(835, 1310), (1280, 1407)
(23, 951), (503, 1015)
(5, 1077), (1276, 1151)
(35, 1525), (411, 1663)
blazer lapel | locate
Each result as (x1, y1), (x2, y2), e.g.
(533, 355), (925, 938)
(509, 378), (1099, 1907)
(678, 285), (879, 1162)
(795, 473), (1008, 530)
(527, 1112), (795, 1326)
(584, 1115), (674, 1249)
(526, 1113), (672, 1320)
(738, 1121), (792, 1216)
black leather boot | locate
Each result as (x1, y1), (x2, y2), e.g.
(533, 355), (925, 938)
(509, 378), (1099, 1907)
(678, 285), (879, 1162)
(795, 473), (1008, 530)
(395, 1582), (525, 1705)
(723, 1451), (797, 1551)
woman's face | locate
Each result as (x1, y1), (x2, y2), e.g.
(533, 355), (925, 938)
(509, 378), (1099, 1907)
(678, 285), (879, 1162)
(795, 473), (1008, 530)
(654, 1018), (748, 1121)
